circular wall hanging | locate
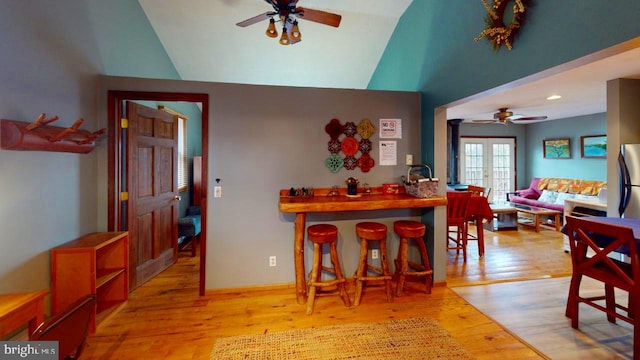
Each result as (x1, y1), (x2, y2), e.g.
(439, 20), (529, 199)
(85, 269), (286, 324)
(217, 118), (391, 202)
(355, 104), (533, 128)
(341, 137), (359, 156)
(474, 0), (529, 51)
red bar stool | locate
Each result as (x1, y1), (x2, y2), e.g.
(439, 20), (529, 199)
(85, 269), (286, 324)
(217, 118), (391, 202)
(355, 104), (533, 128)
(306, 224), (351, 315)
(353, 222), (393, 306)
(393, 220), (433, 296)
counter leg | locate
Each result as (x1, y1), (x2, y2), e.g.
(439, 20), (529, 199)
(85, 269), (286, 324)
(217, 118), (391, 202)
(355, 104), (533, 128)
(294, 212), (307, 304)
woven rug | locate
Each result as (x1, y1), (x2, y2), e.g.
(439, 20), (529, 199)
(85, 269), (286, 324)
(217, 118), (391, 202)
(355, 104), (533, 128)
(211, 317), (474, 359)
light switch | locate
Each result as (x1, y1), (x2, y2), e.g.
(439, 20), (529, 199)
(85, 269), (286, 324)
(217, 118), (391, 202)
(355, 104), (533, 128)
(406, 154), (413, 165)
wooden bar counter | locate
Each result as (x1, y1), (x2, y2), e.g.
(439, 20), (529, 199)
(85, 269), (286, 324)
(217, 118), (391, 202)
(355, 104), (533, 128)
(279, 187), (447, 304)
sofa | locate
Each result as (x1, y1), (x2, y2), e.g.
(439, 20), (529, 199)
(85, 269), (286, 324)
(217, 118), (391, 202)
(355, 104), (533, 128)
(509, 177), (606, 212)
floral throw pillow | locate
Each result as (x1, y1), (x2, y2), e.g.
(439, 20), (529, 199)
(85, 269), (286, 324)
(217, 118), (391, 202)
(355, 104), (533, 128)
(538, 190), (559, 204)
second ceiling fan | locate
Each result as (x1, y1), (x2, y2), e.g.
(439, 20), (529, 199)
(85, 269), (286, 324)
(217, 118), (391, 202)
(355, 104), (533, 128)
(472, 108), (548, 124)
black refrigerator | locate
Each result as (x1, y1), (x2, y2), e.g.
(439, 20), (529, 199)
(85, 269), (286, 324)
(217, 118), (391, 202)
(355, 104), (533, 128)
(618, 144), (640, 218)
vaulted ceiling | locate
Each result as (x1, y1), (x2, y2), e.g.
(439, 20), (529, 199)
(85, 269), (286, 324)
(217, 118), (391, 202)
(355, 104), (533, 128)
(138, 0), (414, 89)
(138, 1), (640, 123)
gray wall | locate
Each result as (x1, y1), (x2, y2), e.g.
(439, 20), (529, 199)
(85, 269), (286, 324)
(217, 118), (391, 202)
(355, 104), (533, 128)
(0, 0), (180, 294)
(99, 77), (423, 289)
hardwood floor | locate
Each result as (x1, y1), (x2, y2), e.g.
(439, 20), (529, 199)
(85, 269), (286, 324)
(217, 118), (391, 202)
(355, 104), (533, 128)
(82, 225), (573, 359)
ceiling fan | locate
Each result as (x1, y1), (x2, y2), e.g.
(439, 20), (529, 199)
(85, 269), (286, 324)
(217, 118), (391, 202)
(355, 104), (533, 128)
(471, 108), (548, 124)
(236, 0), (342, 45)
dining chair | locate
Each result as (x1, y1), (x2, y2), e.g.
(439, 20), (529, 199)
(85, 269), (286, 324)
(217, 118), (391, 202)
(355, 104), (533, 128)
(564, 216), (640, 359)
(447, 191), (472, 262)
(465, 185), (491, 241)
(30, 294), (96, 360)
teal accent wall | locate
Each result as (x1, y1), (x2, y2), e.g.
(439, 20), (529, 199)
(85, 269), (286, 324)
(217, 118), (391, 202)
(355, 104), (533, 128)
(370, 0), (640, 165)
(370, 0), (640, 281)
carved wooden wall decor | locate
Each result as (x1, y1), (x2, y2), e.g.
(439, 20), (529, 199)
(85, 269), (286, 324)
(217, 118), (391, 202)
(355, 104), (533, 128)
(1, 113), (106, 153)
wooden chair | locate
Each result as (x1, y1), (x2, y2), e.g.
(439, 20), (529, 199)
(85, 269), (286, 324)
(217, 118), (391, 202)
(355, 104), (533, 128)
(447, 191), (472, 262)
(30, 294), (96, 360)
(466, 184), (487, 197)
(564, 216), (640, 359)
(465, 185), (491, 242)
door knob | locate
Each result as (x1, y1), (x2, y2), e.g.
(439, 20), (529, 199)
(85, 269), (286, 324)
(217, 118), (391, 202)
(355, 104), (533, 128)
(174, 195), (182, 201)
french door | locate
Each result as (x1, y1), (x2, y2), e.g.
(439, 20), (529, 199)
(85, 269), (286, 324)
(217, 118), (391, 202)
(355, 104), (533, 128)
(460, 137), (516, 203)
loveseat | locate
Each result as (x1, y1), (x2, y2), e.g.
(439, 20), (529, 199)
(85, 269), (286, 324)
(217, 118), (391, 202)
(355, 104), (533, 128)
(509, 177), (606, 212)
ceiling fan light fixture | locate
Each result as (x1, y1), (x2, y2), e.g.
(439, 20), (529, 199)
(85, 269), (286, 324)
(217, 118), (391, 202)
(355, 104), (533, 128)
(279, 27), (290, 45)
(265, 18), (278, 38)
(290, 20), (301, 41)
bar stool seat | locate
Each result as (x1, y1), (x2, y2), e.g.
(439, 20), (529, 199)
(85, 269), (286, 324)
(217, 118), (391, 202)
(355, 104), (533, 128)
(393, 220), (433, 296)
(353, 222), (393, 306)
(306, 224), (351, 315)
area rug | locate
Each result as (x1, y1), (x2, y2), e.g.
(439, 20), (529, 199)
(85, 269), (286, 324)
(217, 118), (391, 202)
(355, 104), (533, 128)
(211, 317), (473, 359)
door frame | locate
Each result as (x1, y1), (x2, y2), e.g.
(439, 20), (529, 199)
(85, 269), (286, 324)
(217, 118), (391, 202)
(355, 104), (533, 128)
(107, 91), (209, 296)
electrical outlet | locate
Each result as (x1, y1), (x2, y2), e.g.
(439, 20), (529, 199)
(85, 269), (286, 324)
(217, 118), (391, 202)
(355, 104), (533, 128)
(214, 186), (222, 198)
(371, 249), (379, 259)
(269, 256), (277, 267)
(406, 154), (413, 165)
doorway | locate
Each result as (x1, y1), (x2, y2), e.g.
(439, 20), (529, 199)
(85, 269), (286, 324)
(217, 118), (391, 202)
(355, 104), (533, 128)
(107, 91), (209, 296)
(459, 137), (516, 203)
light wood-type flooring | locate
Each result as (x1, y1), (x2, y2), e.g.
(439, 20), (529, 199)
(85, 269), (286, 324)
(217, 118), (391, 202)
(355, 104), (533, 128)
(80, 225), (627, 359)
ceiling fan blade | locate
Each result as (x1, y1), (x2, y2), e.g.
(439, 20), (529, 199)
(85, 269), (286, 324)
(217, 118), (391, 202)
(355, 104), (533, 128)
(472, 119), (498, 123)
(296, 7), (342, 27)
(236, 12), (275, 27)
(510, 115), (548, 121)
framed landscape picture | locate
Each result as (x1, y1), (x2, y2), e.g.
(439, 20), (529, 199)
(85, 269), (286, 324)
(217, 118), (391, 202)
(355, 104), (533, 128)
(543, 138), (571, 159)
(581, 135), (606, 158)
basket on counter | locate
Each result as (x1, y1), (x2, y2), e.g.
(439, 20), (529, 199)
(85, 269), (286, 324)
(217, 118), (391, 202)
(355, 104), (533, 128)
(401, 164), (439, 198)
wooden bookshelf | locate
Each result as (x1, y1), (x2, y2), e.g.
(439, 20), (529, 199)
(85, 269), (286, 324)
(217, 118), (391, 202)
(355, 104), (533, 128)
(51, 232), (129, 333)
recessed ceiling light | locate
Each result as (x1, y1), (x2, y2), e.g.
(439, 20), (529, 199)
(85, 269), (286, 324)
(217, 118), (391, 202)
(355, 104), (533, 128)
(547, 95), (562, 100)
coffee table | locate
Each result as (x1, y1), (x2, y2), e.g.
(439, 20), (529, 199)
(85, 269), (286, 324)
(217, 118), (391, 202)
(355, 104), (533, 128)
(513, 204), (561, 232)
(484, 203), (518, 231)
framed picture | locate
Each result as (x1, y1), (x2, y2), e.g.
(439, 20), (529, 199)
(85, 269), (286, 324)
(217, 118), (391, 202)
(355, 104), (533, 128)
(543, 138), (571, 159)
(580, 135), (606, 158)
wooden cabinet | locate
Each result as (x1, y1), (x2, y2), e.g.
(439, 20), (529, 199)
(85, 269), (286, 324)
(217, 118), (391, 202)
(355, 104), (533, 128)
(51, 232), (129, 333)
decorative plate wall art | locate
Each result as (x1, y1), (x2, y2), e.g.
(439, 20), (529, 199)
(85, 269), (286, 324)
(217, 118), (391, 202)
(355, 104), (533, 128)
(324, 118), (376, 173)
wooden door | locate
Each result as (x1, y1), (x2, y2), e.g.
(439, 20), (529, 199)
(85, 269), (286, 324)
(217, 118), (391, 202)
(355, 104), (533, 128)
(126, 102), (179, 290)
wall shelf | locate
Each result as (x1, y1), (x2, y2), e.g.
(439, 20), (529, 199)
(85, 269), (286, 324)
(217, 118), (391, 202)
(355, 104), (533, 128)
(51, 232), (129, 333)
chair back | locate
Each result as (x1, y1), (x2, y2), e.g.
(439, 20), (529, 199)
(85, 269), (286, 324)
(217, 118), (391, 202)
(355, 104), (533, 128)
(467, 185), (490, 198)
(30, 294), (96, 360)
(447, 191), (471, 225)
(565, 216), (639, 292)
